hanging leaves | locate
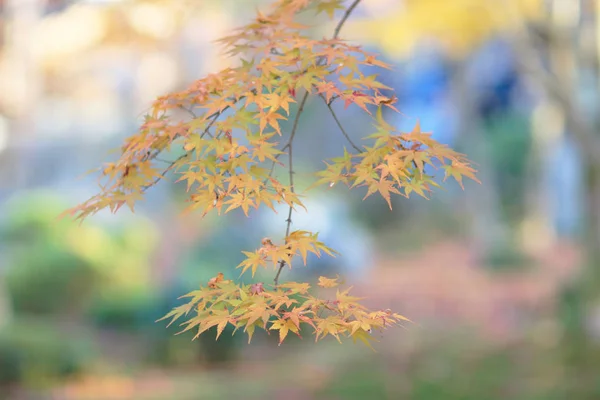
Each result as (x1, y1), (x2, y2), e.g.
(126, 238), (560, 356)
(65, 0), (479, 348)
(159, 273), (410, 347)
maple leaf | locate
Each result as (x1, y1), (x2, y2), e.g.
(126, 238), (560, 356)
(315, 81), (340, 104)
(363, 55), (393, 70)
(318, 275), (341, 288)
(250, 282), (265, 295)
(315, 316), (346, 343)
(285, 230), (338, 265)
(249, 132), (285, 162)
(243, 299), (274, 330)
(208, 272), (225, 288)
(237, 250), (268, 277)
(259, 111), (286, 135)
(244, 320), (262, 343)
(362, 176), (402, 210)
(351, 328), (377, 351)
(270, 319), (289, 344)
(335, 287), (365, 311)
(282, 308), (303, 330)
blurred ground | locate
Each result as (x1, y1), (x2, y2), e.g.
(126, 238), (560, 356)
(3, 240), (576, 400)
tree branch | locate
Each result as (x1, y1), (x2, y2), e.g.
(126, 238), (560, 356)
(333, 0), (362, 39)
(274, 91), (309, 286)
(273, 0), (363, 285)
(181, 106), (215, 139)
(141, 110), (221, 192)
(320, 94), (362, 152)
(141, 152), (189, 192)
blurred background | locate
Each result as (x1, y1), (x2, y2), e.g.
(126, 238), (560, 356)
(0, 0), (599, 398)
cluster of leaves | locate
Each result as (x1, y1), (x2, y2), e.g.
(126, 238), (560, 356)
(65, 0), (479, 348)
(313, 111), (478, 208)
(239, 232), (337, 277)
(160, 272), (408, 348)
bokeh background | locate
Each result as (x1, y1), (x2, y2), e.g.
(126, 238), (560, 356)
(1, 0), (599, 398)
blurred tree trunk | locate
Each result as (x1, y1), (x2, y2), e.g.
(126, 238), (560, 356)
(509, 0), (600, 395)
(520, 100), (559, 254)
(448, 61), (508, 262)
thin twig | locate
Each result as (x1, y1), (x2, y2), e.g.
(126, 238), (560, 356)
(274, 91), (309, 286)
(198, 110), (221, 140)
(180, 105), (197, 119)
(333, 0), (362, 39)
(180, 105), (215, 139)
(262, 91), (307, 184)
(141, 152), (189, 192)
(141, 110), (221, 192)
(273, 0), (363, 285)
(320, 94), (362, 152)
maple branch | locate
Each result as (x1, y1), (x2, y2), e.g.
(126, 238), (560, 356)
(333, 0), (362, 39)
(274, 90), (309, 286)
(180, 105), (197, 119)
(179, 105), (217, 139)
(140, 110), (222, 192)
(274, 2), (363, 285)
(200, 110), (221, 139)
(264, 91), (309, 183)
(142, 152), (189, 192)
(320, 94), (362, 153)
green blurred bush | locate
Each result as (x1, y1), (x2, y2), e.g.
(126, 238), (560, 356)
(1, 191), (160, 318)
(87, 290), (160, 331)
(0, 318), (96, 388)
(6, 247), (99, 315)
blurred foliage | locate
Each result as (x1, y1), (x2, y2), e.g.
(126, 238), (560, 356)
(485, 114), (532, 225)
(1, 191), (159, 318)
(6, 248), (98, 316)
(197, 325), (241, 366)
(348, 0), (543, 59)
(316, 331), (568, 400)
(482, 240), (534, 271)
(1, 193), (101, 315)
(0, 318), (96, 389)
(87, 290), (160, 331)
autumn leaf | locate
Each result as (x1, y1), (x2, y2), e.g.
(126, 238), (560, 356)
(318, 275), (341, 288)
(250, 282), (265, 295)
(208, 272), (225, 288)
(351, 328), (376, 351)
(237, 250), (268, 277)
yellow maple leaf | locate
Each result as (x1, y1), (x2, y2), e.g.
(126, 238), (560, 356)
(318, 275), (341, 288)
